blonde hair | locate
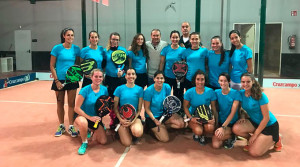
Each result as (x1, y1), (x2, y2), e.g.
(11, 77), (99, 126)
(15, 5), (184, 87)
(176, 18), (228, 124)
(90, 69), (103, 77)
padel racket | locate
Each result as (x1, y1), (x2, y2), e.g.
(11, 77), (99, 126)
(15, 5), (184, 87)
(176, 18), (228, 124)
(111, 50), (127, 72)
(172, 61), (188, 88)
(115, 104), (136, 132)
(159, 95), (181, 122)
(93, 95), (114, 128)
(80, 58), (97, 75)
(61, 65), (83, 88)
(193, 105), (213, 124)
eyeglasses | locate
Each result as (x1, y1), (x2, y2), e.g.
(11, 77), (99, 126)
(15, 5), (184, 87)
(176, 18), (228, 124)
(111, 39), (120, 41)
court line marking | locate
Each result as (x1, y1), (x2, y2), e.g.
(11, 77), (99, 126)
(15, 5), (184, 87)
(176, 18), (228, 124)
(115, 146), (131, 167)
(274, 114), (300, 118)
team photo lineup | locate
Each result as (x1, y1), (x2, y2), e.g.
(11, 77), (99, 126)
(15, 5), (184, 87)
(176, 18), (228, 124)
(50, 22), (282, 156)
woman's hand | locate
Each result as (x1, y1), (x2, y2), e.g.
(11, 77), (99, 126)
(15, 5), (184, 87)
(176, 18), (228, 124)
(215, 127), (225, 139)
(88, 116), (101, 123)
(153, 119), (161, 126)
(207, 118), (215, 125)
(55, 81), (63, 90)
(120, 118), (131, 127)
(249, 133), (258, 145)
(191, 117), (201, 124)
(117, 70), (124, 78)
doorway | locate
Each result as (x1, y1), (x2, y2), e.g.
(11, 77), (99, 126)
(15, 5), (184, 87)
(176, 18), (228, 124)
(264, 23), (282, 77)
(14, 30), (32, 71)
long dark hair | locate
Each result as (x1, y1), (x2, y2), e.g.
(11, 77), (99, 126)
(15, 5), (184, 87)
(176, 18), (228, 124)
(211, 36), (225, 66)
(60, 27), (74, 43)
(191, 70), (206, 86)
(241, 72), (263, 100)
(229, 30), (241, 57)
(130, 33), (149, 62)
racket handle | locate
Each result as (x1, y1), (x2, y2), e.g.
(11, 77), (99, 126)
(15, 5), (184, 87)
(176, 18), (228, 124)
(93, 121), (99, 128)
(159, 115), (165, 123)
(184, 118), (191, 122)
(61, 83), (66, 88)
(177, 81), (180, 89)
(115, 123), (121, 132)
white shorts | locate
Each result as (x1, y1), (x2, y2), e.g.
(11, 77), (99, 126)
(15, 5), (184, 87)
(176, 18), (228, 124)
(230, 81), (241, 90)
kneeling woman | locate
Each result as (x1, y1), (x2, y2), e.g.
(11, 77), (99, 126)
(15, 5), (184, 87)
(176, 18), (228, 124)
(183, 70), (217, 145)
(144, 71), (184, 142)
(114, 68), (144, 146)
(212, 73), (241, 149)
(232, 73), (282, 157)
(74, 69), (108, 155)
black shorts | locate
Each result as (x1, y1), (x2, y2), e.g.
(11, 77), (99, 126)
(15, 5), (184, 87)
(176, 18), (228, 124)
(103, 75), (126, 97)
(87, 119), (104, 130)
(249, 119), (279, 143)
(51, 80), (79, 91)
(218, 122), (234, 128)
(135, 73), (148, 88)
(145, 115), (171, 129)
(81, 77), (92, 88)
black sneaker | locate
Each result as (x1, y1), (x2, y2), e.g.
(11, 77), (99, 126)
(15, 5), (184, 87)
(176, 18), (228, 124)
(224, 135), (237, 149)
(199, 135), (206, 145)
(193, 134), (199, 142)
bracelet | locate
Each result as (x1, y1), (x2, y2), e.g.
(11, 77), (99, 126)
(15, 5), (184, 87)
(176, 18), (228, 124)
(152, 118), (157, 121)
(221, 126), (227, 130)
(54, 79), (59, 83)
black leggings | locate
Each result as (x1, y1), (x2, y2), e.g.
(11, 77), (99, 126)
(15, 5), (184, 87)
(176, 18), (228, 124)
(165, 76), (184, 103)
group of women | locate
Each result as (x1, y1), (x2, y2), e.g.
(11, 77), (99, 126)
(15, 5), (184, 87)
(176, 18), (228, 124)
(50, 27), (282, 157)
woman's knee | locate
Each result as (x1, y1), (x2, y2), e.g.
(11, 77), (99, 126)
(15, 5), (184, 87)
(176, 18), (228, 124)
(248, 148), (264, 157)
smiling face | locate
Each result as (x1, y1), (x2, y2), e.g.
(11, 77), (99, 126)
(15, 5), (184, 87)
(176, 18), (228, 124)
(63, 30), (74, 44)
(154, 73), (165, 87)
(230, 33), (241, 47)
(89, 32), (99, 46)
(190, 34), (200, 48)
(241, 76), (253, 91)
(151, 30), (161, 45)
(170, 32), (180, 45)
(218, 75), (229, 89)
(136, 35), (144, 46)
(125, 69), (136, 84)
(211, 38), (222, 52)
(110, 35), (120, 47)
(195, 74), (205, 88)
(91, 70), (103, 85)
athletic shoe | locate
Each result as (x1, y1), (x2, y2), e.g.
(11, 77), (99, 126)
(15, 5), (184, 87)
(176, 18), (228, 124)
(274, 136), (283, 152)
(193, 134), (199, 142)
(224, 135), (237, 149)
(199, 135), (206, 145)
(68, 126), (78, 138)
(78, 143), (88, 155)
(243, 145), (249, 152)
(55, 125), (65, 137)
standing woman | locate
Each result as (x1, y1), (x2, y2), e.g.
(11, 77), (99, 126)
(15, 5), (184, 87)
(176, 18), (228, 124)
(232, 73), (282, 157)
(182, 32), (208, 90)
(128, 33), (149, 88)
(74, 69), (108, 155)
(80, 30), (106, 88)
(229, 30), (253, 90)
(212, 73), (241, 149)
(104, 32), (128, 97)
(183, 70), (217, 145)
(144, 71), (184, 142)
(159, 30), (186, 102)
(207, 36), (230, 90)
(50, 27), (80, 137)
(113, 68), (144, 146)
